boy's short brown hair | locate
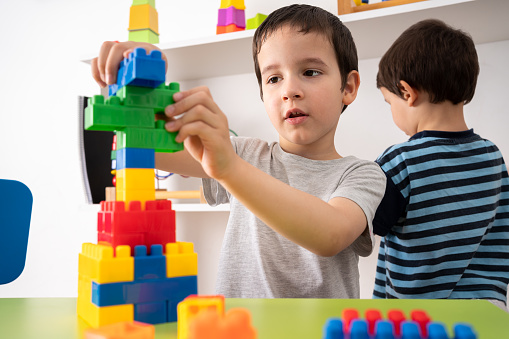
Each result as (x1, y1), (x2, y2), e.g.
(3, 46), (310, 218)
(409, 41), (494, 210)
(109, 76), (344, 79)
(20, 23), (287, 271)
(377, 19), (479, 105)
(252, 4), (358, 107)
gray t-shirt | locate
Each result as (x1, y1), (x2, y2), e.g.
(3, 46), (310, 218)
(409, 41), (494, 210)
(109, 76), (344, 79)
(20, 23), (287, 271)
(202, 137), (385, 298)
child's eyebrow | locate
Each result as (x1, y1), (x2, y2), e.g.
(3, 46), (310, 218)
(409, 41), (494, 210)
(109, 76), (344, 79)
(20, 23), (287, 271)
(261, 58), (329, 75)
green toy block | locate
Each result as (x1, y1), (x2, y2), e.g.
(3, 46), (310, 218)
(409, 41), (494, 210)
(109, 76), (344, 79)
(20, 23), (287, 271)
(129, 29), (159, 44)
(132, 0), (156, 7)
(116, 82), (180, 114)
(85, 95), (155, 131)
(116, 122), (183, 153)
(247, 13), (267, 30)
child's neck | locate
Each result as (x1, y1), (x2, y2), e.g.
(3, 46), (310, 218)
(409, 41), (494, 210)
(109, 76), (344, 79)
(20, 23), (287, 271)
(415, 100), (469, 133)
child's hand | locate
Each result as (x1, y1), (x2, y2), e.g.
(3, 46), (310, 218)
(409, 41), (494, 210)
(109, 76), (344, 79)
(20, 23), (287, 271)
(91, 41), (167, 88)
(163, 86), (236, 180)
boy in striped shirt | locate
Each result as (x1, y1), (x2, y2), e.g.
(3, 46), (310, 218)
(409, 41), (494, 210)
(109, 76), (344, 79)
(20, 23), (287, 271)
(372, 19), (509, 310)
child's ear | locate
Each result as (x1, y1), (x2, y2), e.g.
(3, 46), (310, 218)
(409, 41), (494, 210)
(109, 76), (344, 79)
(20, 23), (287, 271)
(342, 70), (360, 106)
(398, 80), (418, 107)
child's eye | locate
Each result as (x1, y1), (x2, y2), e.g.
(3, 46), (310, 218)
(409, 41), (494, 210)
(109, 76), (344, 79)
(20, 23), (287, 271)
(267, 76), (282, 84)
(304, 70), (321, 76)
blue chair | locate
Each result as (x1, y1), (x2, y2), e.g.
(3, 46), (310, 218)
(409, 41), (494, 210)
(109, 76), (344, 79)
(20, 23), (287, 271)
(0, 179), (32, 284)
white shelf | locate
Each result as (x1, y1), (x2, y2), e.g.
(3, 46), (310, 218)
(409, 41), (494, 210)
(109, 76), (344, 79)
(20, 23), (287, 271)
(172, 203), (230, 212)
(81, 0), (509, 82)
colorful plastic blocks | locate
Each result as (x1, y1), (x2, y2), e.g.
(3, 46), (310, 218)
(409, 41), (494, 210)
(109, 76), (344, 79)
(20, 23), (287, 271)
(322, 308), (478, 339)
(177, 295), (257, 339)
(128, 0), (159, 44)
(217, 0), (246, 34)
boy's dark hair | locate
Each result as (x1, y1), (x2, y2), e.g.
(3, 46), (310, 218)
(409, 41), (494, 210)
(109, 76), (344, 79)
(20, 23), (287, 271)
(377, 19), (479, 105)
(252, 4), (358, 111)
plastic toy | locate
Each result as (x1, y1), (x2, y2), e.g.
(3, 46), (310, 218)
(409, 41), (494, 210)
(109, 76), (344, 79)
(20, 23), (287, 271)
(128, 0), (159, 44)
(84, 321), (155, 339)
(322, 308), (478, 339)
(246, 13), (267, 30)
(217, 0), (245, 34)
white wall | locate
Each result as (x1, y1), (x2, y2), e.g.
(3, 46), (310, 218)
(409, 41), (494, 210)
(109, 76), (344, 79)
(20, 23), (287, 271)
(0, 0), (508, 300)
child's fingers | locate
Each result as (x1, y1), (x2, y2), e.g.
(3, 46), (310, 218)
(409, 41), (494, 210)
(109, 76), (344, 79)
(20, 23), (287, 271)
(91, 58), (106, 88)
(165, 87), (219, 118)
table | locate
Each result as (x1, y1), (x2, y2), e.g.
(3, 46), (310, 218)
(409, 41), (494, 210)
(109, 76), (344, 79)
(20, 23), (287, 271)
(0, 298), (508, 338)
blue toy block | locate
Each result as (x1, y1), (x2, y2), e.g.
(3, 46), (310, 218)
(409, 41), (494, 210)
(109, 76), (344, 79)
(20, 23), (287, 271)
(109, 47), (166, 96)
(135, 301), (167, 324)
(323, 318), (343, 339)
(428, 322), (449, 339)
(401, 322), (420, 339)
(454, 323), (477, 339)
(134, 244), (166, 280)
(116, 148), (155, 170)
(374, 320), (395, 339)
(350, 319), (369, 339)
(91, 275), (197, 306)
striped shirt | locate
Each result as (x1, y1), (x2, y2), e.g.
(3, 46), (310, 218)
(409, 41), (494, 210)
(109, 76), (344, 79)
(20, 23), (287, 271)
(372, 130), (509, 303)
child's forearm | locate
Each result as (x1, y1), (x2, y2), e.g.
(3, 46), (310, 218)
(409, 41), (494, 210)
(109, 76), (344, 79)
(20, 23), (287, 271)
(217, 157), (368, 257)
(155, 151), (209, 178)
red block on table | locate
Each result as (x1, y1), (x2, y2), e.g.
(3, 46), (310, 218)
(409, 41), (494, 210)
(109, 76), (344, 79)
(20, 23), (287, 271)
(97, 200), (176, 255)
(388, 309), (406, 337)
(411, 309), (431, 338)
(365, 309), (383, 336)
(342, 308), (359, 333)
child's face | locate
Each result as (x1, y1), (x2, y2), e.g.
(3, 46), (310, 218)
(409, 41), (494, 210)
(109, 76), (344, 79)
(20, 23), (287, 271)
(257, 25), (347, 157)
(380, 87), (416, 136)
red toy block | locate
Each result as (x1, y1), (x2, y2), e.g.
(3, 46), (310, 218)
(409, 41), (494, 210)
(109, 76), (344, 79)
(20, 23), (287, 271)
(97, 200), (176, 255)
(342, 308), (359, 333)
(365, 309), (382, 336)
(84, 321), (154, 339)
(388, 309), (406, 337)
(411, 309), (431, 338)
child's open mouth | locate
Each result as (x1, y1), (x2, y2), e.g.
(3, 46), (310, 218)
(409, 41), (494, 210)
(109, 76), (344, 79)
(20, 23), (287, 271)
(285, 109), (309, 124)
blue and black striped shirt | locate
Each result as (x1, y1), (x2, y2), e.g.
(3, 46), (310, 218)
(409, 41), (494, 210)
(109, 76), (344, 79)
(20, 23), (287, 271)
(373, 130), (509, 303)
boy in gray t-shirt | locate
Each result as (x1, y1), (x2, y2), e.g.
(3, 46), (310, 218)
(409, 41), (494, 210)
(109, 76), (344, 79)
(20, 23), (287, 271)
(91, 5), (385, 298)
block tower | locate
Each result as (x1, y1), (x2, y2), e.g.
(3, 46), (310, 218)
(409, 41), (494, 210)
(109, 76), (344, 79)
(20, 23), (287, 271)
(78, 47), (198, 328)
(216, 0), (246, 34)
(128, 0), (159, 43)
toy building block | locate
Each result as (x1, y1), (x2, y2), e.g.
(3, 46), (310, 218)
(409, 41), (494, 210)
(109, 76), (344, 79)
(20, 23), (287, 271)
(246, 13), (267, 30)
(349, 319), (369, 338)
(85, 95), (155, 131)
(116, 168), (154, 191)
(129, 29), (159, 44)
(187, 308), (257, 339)
(218, 6), (245, 28)
(178, 295), (226, 339)
(365, 309), (383, 336)
(216, 24), (245, 34)
(135, 301), (167, 324)
(84, 321), (155, 339)
(134, 245), (166, 280)
(219, 0), (245, 10)
(411, 310), (431, 338)
(454, 323), (477, 339)
(116, 148), (155, 170)
(428, 322), (448, 339)
(116, 188), (156, 206)
(78, 243), (134, 284)
(401, 321), (420, 339)
(109, 48), (165, 96)
(116, 82), (180, 114)
(166, 242), (198, 278)
(341, 308), (359, 333)
(375, 320), (395, 338)
(129, 4), (159, 34)
(97, 200), (176, 253)
(388, 309), (406, 337)
(132, 0), (156, 6)
(322, 318), (343, 339)
(116, 123), (183, 153)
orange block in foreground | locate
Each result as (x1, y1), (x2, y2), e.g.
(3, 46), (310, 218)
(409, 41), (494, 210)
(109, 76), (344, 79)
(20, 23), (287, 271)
(189, 308), (257, 339)
(84, 321), (155, 339)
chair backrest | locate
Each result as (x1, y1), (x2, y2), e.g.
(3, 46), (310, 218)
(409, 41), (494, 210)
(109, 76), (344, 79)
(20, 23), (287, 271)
(0, 179), (32, 284)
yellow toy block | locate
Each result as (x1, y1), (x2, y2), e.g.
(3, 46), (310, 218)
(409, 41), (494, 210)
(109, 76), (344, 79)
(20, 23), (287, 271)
(78, 274), (134, 328)
(177, 295), (225, 339)
(165, 242), (198, 278)
(220, 0), (245, 10)
(78, 243), (134, 284)
(129, 4), (159, 34)
(116, 168), (155, 191)
(116, 189), (156, 207)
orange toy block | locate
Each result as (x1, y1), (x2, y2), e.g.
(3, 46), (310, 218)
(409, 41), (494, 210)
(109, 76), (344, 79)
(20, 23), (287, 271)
(216, 24), (245, 34)
(177, 295), (225, 339)
(129, 4), (159, 34)
(84, 321), (155, 339)
(189, 308), (257, 339)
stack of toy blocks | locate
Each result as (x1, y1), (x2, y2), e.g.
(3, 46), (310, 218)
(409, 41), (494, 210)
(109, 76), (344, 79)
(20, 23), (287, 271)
(129, 0), (159, 43)
(177, 295), (257, 339)
(79, 47), (198, 328)
(322, 308), (478, 339)
(216, 0), (246, 34)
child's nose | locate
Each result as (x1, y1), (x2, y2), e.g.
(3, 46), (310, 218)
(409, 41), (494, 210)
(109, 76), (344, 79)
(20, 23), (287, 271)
(282, 79), (303, 101)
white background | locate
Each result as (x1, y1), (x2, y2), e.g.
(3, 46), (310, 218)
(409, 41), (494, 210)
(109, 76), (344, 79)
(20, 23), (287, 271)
(0, 0), (508, 304)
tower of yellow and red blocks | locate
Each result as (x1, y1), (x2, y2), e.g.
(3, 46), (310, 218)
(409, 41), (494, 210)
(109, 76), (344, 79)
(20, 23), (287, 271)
(79, 47), (198, 327)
